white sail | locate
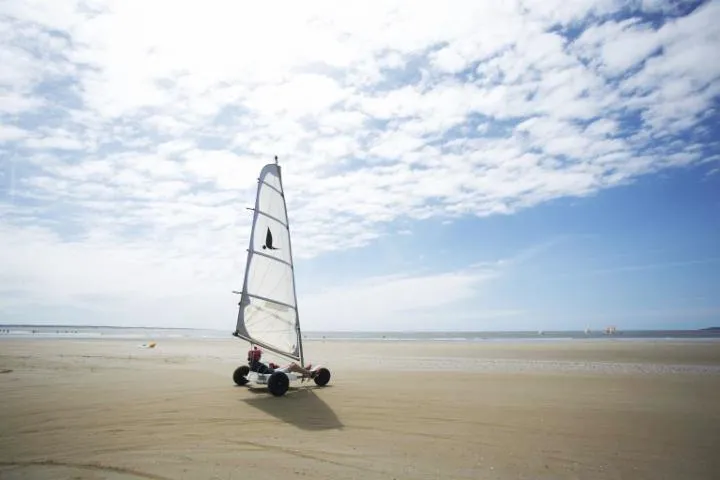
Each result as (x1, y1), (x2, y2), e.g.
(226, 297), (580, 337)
(234, 162), (302, 362)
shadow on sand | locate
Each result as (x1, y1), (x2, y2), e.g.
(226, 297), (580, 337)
(241, 385), (343, 431)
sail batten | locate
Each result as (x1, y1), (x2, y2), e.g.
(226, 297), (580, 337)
(245, 292), (296, 311)
(260, 180), (283, 196)
(255, 210), (288, 228)
(235, 163), (302, 361)
(249, 249), (293, 268)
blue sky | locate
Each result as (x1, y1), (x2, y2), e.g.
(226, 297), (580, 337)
(0, 0), (718, 331)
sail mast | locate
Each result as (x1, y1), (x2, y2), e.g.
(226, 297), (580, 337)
(276, 155), (305, 367)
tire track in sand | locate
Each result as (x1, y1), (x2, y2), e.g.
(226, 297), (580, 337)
(0, 460), (172, 480)
(225, 439), (388, 476)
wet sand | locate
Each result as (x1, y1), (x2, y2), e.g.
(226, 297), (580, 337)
(1, 338), (719, 479)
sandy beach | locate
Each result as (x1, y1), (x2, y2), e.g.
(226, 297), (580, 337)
(1, 338), (719, 479)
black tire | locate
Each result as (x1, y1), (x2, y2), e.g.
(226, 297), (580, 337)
(233, 365), (250, 386)
(313, 367), (331, 387)
(268, 371), (290, 396)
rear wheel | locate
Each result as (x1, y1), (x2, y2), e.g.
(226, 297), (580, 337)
(233, 365), (250, 386)
(313, 367), (331, 387)
(268, 371), (290, 396)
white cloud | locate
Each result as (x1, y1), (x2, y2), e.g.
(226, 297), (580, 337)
(302, 238), (561, 330)
(0, 222), (239, 326)
(0, 125), (29, 142)
(521, 0), (625, 25)
(638, 0), (701, 14)
(244, 74), (350, 119)
(23, 130), (86, 150)
(181, 149), (266, 190)
(303, 268), (499, 331)
(0, 0), (717, 328)
(0, 91), (44, 114)
(572, 18), (663, 76)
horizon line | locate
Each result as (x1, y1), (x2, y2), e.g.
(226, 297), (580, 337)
(1, 324), (718, 333)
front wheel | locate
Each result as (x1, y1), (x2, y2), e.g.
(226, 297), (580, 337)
(233, 365), (250, 386)
(313, 367), (331, 386)
(268, 371), (290, 396)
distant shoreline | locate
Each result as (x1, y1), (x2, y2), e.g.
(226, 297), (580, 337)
(1, 324), (718, 333)
(1, 324), (720, 341)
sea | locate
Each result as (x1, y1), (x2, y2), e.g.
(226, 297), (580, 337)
(1, 325), (719, 342)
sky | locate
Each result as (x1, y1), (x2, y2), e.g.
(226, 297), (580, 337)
(0, 0), (719, 332)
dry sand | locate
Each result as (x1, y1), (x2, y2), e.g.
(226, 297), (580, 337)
(1, 338), (719, 479)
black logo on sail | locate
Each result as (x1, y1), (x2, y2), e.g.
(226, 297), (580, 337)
(262, 228), (279, 250)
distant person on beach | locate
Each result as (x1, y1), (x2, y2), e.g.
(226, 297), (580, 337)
(247, 346), (316, 378)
